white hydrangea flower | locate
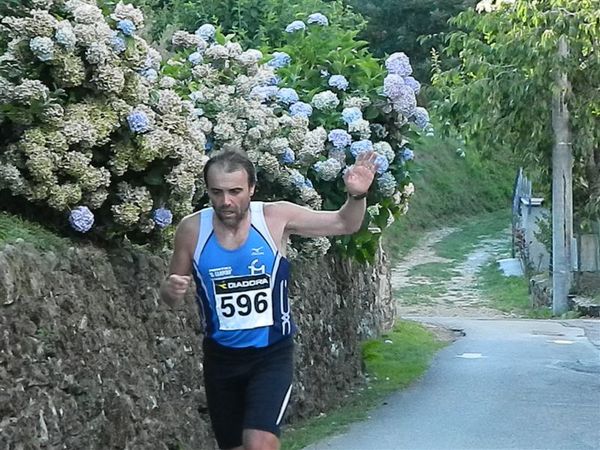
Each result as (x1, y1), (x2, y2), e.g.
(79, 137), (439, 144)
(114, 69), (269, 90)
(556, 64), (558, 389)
(311, 90), (339, 110)
(348, 119), (371, 139)
(12, 79), (49, 104)
(159, 76), (177, 89)
(71, 3), (104, 25)
(373, 141), (395, 163)
(236, 49), (263, 66)
(205, 44), (230, 60)
(111, 1), (145, 28)
(172, 31), (202, 49)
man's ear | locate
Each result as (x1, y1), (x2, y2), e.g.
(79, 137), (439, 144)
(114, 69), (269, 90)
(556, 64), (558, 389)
(250, 184), (256, 196)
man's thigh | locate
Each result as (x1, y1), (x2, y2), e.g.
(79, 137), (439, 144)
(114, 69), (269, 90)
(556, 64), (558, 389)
(243, 339), (294, 436)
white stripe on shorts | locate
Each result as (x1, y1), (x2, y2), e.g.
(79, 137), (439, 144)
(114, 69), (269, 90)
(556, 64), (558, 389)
(276, 384), (293, 426)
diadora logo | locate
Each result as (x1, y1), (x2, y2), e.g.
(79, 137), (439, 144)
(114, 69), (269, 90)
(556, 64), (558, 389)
(214, 274), (270, 294)
(251, 246), (264, 256)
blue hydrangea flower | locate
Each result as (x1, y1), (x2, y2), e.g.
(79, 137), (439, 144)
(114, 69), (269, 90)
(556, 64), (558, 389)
(342, 107), (362, 125)
(313, 158), (342, 181)
(250, 85), (279, 103)
(289, 101), (313, 118)
(383, 74), (405, 99)
(377, 172), (396, 197)
(266, 52), (291, 69)
(55, 27), (76, 50)
(140, 68), (158, 82)
(30, 36), (54, 62)
(308, 13), (329, 26)
(188, 51), (203, 65)
(304, 178), (313, 189)
(329, 75), (349, 91)
(401, 148), (414, 161)
(290, 169), (305, 188)
(403, 76), (421, 94)
(109, 32), (126, 53)
(280, 148), (295, 164)
(320, 69), (329, 78)
(189, 91), (203, 104)
(196, 24), (216, 42)
(411, 107), (430, 130)
(328, 129), (352, 148)
(392, 85), (417, 117)
(329, 148), (346, 164)
(205, 137), (214, 151)
(153, 207), (173, 229)
(193, 107), (204, 117)
(350, 139), (373, 157)
(69, 206), (94, 233)
(117, 19), (136, 36)
(385, 52), (413, 76)
(265, 74), (280, 86)
(276, 87), (299, 105)
(374, 154), (389, 174)
(127, 109), (151, 134)
(285, 20), (306, 33)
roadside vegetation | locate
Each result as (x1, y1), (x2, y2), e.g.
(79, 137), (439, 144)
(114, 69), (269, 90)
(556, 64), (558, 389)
(282, 321), (448, 450)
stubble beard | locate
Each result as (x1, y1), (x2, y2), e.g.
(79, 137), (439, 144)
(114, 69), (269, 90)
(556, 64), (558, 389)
(214, 201), (251, 228)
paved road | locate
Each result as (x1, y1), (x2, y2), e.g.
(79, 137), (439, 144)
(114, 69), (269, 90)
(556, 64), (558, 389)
(305, 318), (600, 450)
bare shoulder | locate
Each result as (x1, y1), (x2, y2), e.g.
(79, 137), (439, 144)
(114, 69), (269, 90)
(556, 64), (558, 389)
(175, 211), (201, 246)
(263, 201), (306, 222)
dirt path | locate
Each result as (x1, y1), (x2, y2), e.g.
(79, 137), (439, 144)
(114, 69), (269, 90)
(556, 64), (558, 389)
(392, 227), (513, 318)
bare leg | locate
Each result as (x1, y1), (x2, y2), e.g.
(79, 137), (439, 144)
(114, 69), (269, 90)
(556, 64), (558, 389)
(242, 429), (280, 450)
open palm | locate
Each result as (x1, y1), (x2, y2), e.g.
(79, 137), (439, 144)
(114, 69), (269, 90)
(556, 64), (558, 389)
(343, 151), (378, 196)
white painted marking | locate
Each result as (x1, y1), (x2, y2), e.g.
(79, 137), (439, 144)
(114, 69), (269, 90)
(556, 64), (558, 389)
(549, 339), (575, 345)
(456, 353), (485, 359)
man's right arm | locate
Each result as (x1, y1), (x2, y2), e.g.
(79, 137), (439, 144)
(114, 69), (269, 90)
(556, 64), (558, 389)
(159, 215), (197, 308)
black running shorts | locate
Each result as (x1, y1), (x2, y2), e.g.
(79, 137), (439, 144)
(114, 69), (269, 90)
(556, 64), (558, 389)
(202, 337), (294, 449)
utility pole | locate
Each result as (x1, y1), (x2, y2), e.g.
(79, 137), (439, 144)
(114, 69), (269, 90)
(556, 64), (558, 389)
(551, 35), (573, 315)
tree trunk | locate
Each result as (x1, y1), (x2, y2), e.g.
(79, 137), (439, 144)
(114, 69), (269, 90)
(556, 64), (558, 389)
(551, 36), (573, 315)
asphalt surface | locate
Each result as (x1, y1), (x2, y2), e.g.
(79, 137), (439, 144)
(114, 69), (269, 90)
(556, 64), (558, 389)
(304, 318), (600, 450)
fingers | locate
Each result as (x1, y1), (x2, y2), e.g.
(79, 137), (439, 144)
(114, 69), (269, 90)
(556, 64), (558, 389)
(168, 274), (191, 297)
(355, 150), (378, 173)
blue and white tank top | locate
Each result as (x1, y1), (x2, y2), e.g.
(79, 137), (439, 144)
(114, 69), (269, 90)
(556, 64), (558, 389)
(192, 202), (295, 348)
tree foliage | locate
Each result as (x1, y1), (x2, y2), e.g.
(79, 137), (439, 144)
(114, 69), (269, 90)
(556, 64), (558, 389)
(345, 0), (476, 82)
(431, 0), (599, 225)
(100, 0), (365, 49)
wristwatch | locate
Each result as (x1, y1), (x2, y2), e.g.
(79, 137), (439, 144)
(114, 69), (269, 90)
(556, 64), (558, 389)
(349, 192), (368, 200)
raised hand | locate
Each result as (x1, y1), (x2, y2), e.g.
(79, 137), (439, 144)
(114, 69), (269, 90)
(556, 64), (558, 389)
(343, 151), (378, 197)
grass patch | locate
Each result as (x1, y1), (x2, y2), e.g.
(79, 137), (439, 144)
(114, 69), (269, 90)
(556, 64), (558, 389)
(384, 130), (516, 263)
(394, 284), (448, 304)
(477, 261), (553, 318)
(0, 211), (70, 252)
(282, 321), (448, 450)
(407, 262), (459, 280)
(433, 209), (511, 261)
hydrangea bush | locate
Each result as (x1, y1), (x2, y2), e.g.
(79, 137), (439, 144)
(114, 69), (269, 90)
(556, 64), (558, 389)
(161, 13), (430, 261)
(0, 2), (429, 262)
(0, 0), (208, 244)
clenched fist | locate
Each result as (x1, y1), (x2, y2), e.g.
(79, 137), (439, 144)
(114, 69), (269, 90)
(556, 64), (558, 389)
(161, 274), (192, 306)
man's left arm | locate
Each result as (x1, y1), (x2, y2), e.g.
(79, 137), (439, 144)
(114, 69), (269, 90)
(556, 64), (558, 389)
(276, 151), (378, 237)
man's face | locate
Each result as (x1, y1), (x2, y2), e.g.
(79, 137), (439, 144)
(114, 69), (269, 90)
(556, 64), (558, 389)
(206, 166), (255, 227)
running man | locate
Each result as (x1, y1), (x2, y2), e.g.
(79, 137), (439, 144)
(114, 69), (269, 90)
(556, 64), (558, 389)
(160, 149), (378, 450)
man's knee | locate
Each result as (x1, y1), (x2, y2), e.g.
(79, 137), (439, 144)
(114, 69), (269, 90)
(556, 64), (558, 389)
(242, 429), (280, 450)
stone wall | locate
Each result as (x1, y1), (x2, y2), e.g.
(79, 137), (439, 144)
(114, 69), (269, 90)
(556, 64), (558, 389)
(0, 241), (393, 449)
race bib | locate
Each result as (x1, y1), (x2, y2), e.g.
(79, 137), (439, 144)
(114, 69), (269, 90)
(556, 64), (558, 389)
(213, 274), (273, 330)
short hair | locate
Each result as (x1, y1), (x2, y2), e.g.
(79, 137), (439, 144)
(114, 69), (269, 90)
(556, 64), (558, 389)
(203, 149), (257, 188)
